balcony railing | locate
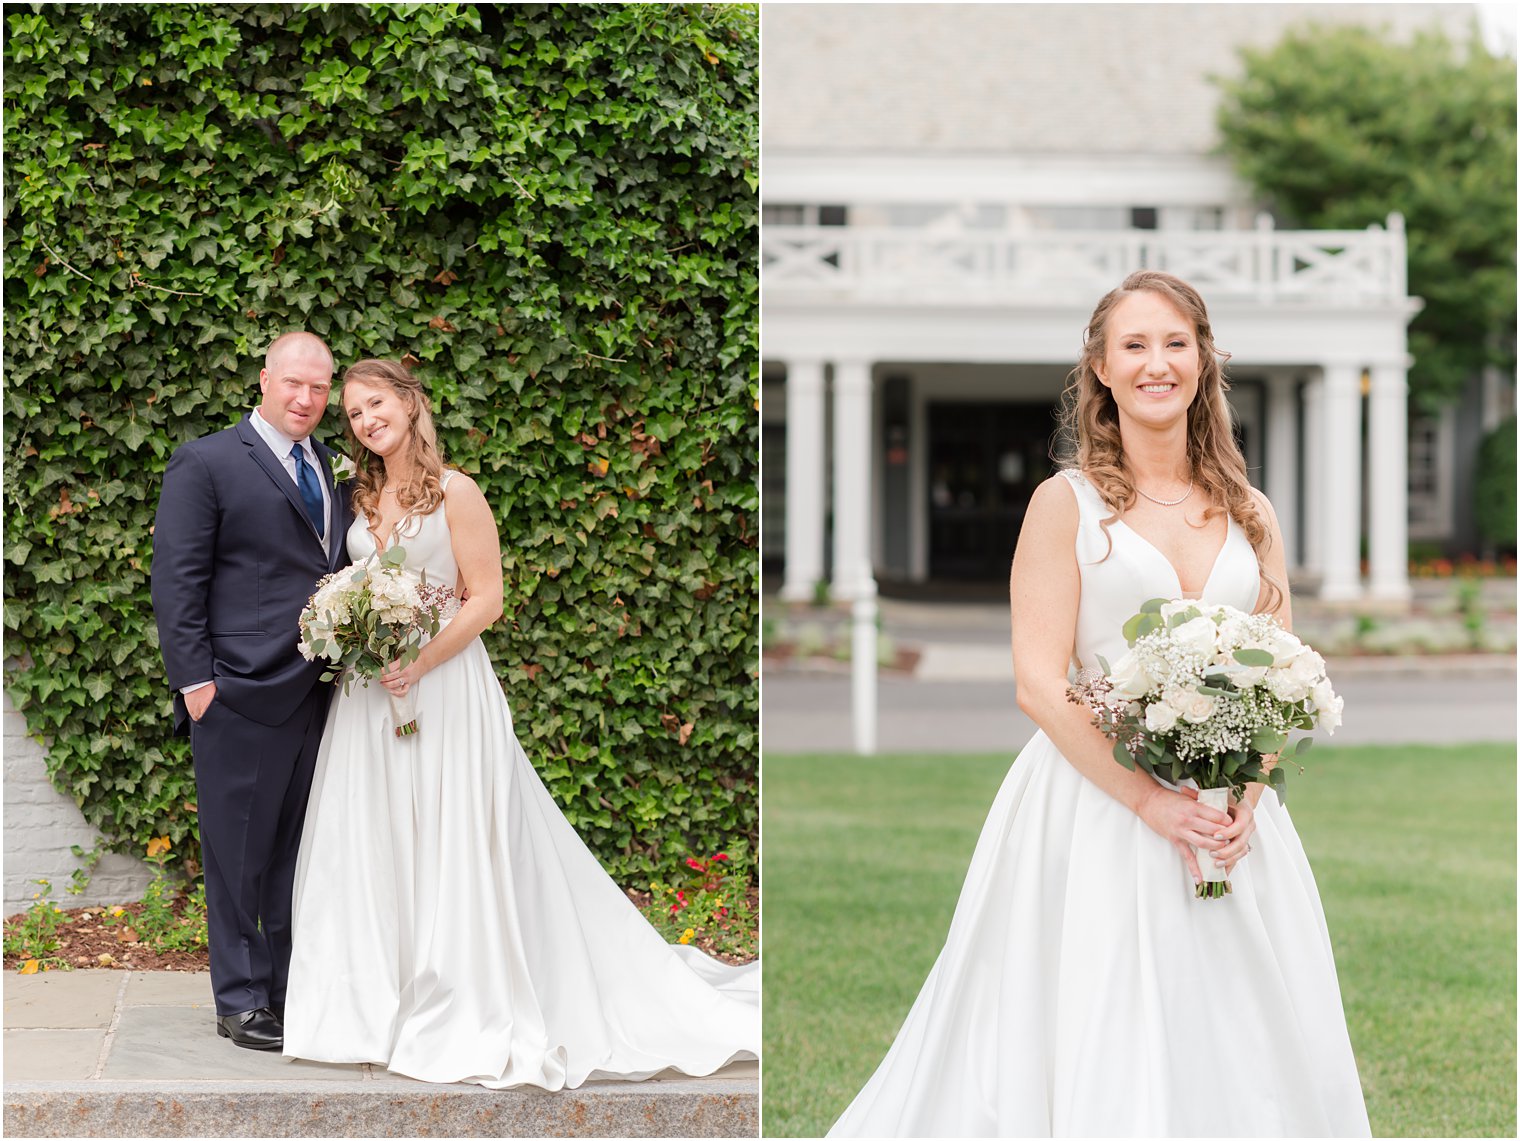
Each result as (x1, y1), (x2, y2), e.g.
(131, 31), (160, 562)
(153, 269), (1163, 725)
(763, 214), (1408, 306)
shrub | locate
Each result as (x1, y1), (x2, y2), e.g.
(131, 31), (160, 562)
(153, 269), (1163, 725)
(1475, 415), (1517, 551)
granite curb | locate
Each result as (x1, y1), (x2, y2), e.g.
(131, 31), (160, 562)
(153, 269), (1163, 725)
(3, 1078), (759, 1138)
(2, 971), (758, 1137)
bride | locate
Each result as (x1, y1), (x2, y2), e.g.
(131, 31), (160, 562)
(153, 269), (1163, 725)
(827, 272), (1369, 1136)
(282, 358), (757, 1089)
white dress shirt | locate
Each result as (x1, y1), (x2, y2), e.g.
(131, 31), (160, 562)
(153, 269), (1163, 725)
(248, 406), (333, 557)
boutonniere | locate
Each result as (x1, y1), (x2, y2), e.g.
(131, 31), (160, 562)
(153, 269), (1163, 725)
(328, 453), (357, 484)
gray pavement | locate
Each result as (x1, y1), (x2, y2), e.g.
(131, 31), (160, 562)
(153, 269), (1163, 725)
(2, 970), (757, 1137)
(762, 660), (1517, 754)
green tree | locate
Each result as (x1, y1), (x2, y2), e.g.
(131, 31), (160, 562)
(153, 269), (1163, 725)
(1475, 415), (1517, 552)
(3, 3), (758, 885)
(1215, 24), (1516, 410)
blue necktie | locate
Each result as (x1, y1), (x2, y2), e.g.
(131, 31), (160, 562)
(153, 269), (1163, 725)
(290, 443), (326, 540)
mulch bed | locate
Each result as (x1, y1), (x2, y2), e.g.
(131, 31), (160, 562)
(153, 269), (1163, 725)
(3, 902), (207, 972)
(6, 889), (758, 973)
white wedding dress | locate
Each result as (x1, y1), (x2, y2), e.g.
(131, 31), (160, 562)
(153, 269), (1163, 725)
(828, 470), (1369, 1137)
(283, 472), (758, 1088)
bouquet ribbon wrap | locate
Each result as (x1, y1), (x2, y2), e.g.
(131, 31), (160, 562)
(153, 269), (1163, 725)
(1193, 786), (1231, 894)
(389, 687), (419, 738)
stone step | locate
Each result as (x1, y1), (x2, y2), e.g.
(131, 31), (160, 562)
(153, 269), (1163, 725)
(4, 1074), (758, 1137)
(2, 971), (757, 1138)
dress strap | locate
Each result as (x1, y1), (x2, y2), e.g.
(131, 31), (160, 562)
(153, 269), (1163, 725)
(1057, 468), (1108, 524)
(1056, 468), (1113, 565)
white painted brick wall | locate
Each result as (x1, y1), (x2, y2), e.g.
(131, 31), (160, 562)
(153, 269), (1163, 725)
(4, 691), (152, 918)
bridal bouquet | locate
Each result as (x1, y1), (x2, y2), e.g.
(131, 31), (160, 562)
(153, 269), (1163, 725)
(1067, 598), (1342, 898)
(298, 547), (453, 737)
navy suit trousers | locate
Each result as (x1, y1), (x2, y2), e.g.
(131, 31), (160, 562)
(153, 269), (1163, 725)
(190, 682), (331, 1016)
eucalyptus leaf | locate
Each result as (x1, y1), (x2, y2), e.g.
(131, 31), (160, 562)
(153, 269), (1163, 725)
(1250, 728), (1288, 755)
(1232, 648), (1275, 667)
(1113, 739), (1137, 771)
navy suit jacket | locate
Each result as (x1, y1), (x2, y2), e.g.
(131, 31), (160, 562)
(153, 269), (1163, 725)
(151, 415), (353, 733)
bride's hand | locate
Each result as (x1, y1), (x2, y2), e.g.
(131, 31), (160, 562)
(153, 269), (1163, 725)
(380, 657), (426, 696)
(1212, 794), (1256, 874)
(1135, 785), (1231, 885)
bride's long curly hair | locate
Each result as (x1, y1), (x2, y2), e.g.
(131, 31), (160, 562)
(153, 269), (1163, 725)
(1055, 270), (1283, 613)
(341, 358), (447, 525)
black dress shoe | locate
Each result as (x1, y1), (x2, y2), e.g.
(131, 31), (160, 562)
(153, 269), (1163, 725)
(216, 1007), (283, 1050)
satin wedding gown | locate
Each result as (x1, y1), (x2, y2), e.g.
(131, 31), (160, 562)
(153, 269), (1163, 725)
(284, 472), (758, 1088)
(828, 470), (1369, 1137)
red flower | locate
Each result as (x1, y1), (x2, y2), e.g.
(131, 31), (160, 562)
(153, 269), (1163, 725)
(714, 852), (729, 861)
(686, 857), (705, 870)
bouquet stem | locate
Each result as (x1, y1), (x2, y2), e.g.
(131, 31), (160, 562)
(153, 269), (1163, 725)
(388, 688), (419, 738)
(1193, 785), (1231, 900)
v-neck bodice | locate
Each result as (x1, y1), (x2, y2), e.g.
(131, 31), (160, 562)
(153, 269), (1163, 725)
(1059, 468), (1261, 672)
(345, 470), (460, 588)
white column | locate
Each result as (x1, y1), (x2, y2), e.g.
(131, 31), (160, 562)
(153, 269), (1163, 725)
(831, 360), (874, 600)
(1264, 376), (1299, 570)
(833, 359), (877, 755)
(1301, 378), (1323, 576)
(780, 360), (826, 602)
(1367, 361), (1412, 603)
(1319, 363), (1364, 602)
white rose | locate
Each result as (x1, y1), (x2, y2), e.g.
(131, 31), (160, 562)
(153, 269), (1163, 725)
(1171, 615), (1220, 658)
(1263, 628), (1303, 666)
(1108, 649), (1156, 700)
(1166, 685), (1218, 724)
(1144, 700), (1180, 733)
(1311, 679), (1343, 733)
(1285, 653), (1321, 692)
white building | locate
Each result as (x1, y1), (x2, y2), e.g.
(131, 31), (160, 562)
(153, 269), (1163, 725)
(762, 3), (1496, 606)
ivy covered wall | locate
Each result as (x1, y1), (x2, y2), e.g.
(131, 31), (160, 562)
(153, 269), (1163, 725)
(3, 3), (759, 884)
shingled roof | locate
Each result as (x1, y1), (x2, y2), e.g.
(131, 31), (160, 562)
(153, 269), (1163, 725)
(763, 3), (1478, 156)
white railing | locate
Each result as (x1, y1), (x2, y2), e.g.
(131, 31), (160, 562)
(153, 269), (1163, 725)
(763, 214), (1407, 306)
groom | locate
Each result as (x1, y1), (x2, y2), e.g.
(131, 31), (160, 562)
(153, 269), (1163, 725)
(151, 331), (351, 1050)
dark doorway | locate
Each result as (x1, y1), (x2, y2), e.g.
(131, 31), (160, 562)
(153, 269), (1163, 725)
(928, 402), (1059, 579)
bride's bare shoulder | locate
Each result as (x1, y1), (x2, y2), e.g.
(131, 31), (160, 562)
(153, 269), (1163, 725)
(1019, 473), (1081, 546)
(1028, 470), (1081, 514)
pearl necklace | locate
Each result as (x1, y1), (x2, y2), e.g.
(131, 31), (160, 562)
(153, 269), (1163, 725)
(1135, 481), (1194, 507)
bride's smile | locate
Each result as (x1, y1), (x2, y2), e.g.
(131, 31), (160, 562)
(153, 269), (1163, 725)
(344, 381), (409, 458)
(1095, 289), (1201, 428)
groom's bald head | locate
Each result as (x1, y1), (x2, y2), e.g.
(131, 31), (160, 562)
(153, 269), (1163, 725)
(264, 331), (334, 377)
(258, 331), (334, 441)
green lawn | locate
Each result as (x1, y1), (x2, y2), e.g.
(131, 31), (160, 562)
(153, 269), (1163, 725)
(761, 744), (1516, 1138)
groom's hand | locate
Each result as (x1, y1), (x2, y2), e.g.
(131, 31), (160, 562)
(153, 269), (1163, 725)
(186, 682), (217, 722)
